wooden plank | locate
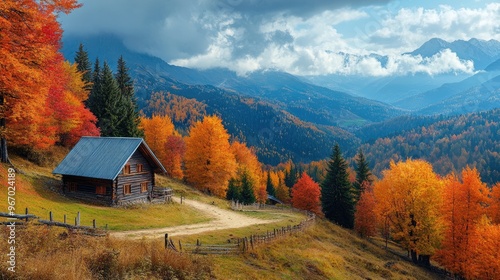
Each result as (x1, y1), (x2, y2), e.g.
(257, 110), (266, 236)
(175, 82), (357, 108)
(0, 212), (37, 219)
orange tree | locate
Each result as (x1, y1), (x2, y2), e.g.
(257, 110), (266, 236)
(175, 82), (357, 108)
(140, 114), (175, 167)
(231, 141), (265, 202)
(184, 115), (236, 197)
(373, 159), (444, 266)
(434, 167), (491, 279)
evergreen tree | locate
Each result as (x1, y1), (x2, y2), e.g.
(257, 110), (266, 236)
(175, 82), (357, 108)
(266, 171), (276, 196)
(98, 61), (124, 136)
(74, 43), (92, 91)
(240, 170), (256, 204)
(226, 178), (240, 201)
(285, 164), (298, 188)
(353, 149), (373, 202)
(115, 56), (142, 137)
(321, 144), (355, 229)
(87, 58), (102, 118)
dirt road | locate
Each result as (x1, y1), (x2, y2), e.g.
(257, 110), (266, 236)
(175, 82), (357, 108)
(111, 198), (276, 239)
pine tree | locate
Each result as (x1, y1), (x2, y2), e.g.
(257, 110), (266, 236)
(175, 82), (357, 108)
(285, 164), (298, 188)
(74, 43), (92, 91)
(353, 149), (373, 202)
(98, 61), (124, 136)
(226, 178), (240, 201)
(87, 58), (102, 116)
(115, 56), (141, 137)
(266, 171), (276, 196)
(321, 144), (355, 229)
(240, 170), (256, 204)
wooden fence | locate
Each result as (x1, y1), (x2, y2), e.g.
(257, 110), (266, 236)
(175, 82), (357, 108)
(231, 200), (309, 214)
(166, 213), (316, 255)
(0, 208), (108, 236)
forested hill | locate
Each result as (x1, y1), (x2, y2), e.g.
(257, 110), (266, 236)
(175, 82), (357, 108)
(135, 74), (357, 165)
(361, 109), (500, 185)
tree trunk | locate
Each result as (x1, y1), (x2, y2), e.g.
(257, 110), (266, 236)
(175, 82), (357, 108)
(1, 138), (8, 163)
(410, 250), (418, 263)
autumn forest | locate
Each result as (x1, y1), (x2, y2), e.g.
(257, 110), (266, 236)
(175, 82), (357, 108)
(2, 1), (500, 280)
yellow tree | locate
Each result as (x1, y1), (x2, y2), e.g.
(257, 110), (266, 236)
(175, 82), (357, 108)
(373, 159), (444, 266)
(274, 170), (290, 203)
(231, 141), (265, 202)
(184, 115), (236, 197)
(139, 114), (175, 166)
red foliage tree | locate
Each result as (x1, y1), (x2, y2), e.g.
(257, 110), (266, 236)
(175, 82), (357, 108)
(164, 135), (186, 179)
(354, 182), (377, 237)
(291, 172), (321, 215)
(0, 0), (86, 155)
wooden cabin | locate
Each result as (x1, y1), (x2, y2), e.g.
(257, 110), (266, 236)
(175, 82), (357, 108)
(53, 137), (167, 206)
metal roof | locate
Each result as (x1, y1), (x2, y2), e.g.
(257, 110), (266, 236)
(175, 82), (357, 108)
(53, 137), (167, 180)
(267, 194), (284, 204)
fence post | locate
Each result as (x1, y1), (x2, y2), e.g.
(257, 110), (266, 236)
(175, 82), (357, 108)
(25, 208), (29, 222)
(49, 211), (53, 222)
(178, 240), (182, 252)
(93, 219), (96, 228)
(76, 212), (80, 226)
(64, 214), (67, 224)
(165, 233), (169, 249)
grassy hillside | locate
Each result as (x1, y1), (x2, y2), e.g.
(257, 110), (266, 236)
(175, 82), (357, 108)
(0, 152), (211, 231)
(211, 219), (442, 280)
(0, 153), (444, 279)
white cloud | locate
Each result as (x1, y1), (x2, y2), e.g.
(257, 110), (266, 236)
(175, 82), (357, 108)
(369, 3), (500, 54)
(68, 1), (498, 76)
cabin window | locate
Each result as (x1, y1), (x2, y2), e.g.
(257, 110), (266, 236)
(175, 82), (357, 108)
(68, 182), (77, 192)
(137, 164), (144, 173)
(96, 186), (106, 195)
(123, 184), (131, 195)
(123, 164), (131, 175)
(141, 182), (148, 193)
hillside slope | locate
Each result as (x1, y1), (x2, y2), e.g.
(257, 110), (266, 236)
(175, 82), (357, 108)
(360, 109), (500, 184)
(135, 74), (357, 165)
(0, 158), (443, 279)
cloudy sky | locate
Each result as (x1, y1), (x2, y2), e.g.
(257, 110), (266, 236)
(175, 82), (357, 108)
(60, 0), (500, 76)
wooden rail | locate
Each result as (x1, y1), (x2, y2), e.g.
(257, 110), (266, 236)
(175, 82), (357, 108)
(166, 213), (316, 255)
(0, 209), (108, 236)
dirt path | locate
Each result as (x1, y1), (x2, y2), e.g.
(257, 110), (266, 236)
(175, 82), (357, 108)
(111, 198), (277, 239)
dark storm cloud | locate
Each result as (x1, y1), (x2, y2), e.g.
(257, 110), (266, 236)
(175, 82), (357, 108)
(61, 0), (393, 62)
(61, 0), (212, 60)
(216, 0), (392, 17)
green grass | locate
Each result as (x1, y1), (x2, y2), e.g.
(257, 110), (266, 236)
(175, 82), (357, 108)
(0, 156), (212, 231)
(157, 175), (232, 208)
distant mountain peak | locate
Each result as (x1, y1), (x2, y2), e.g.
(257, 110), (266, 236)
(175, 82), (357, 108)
(408, 37), (500, 70)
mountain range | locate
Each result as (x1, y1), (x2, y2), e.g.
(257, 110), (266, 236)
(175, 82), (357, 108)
(61, 34), (500, 164)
